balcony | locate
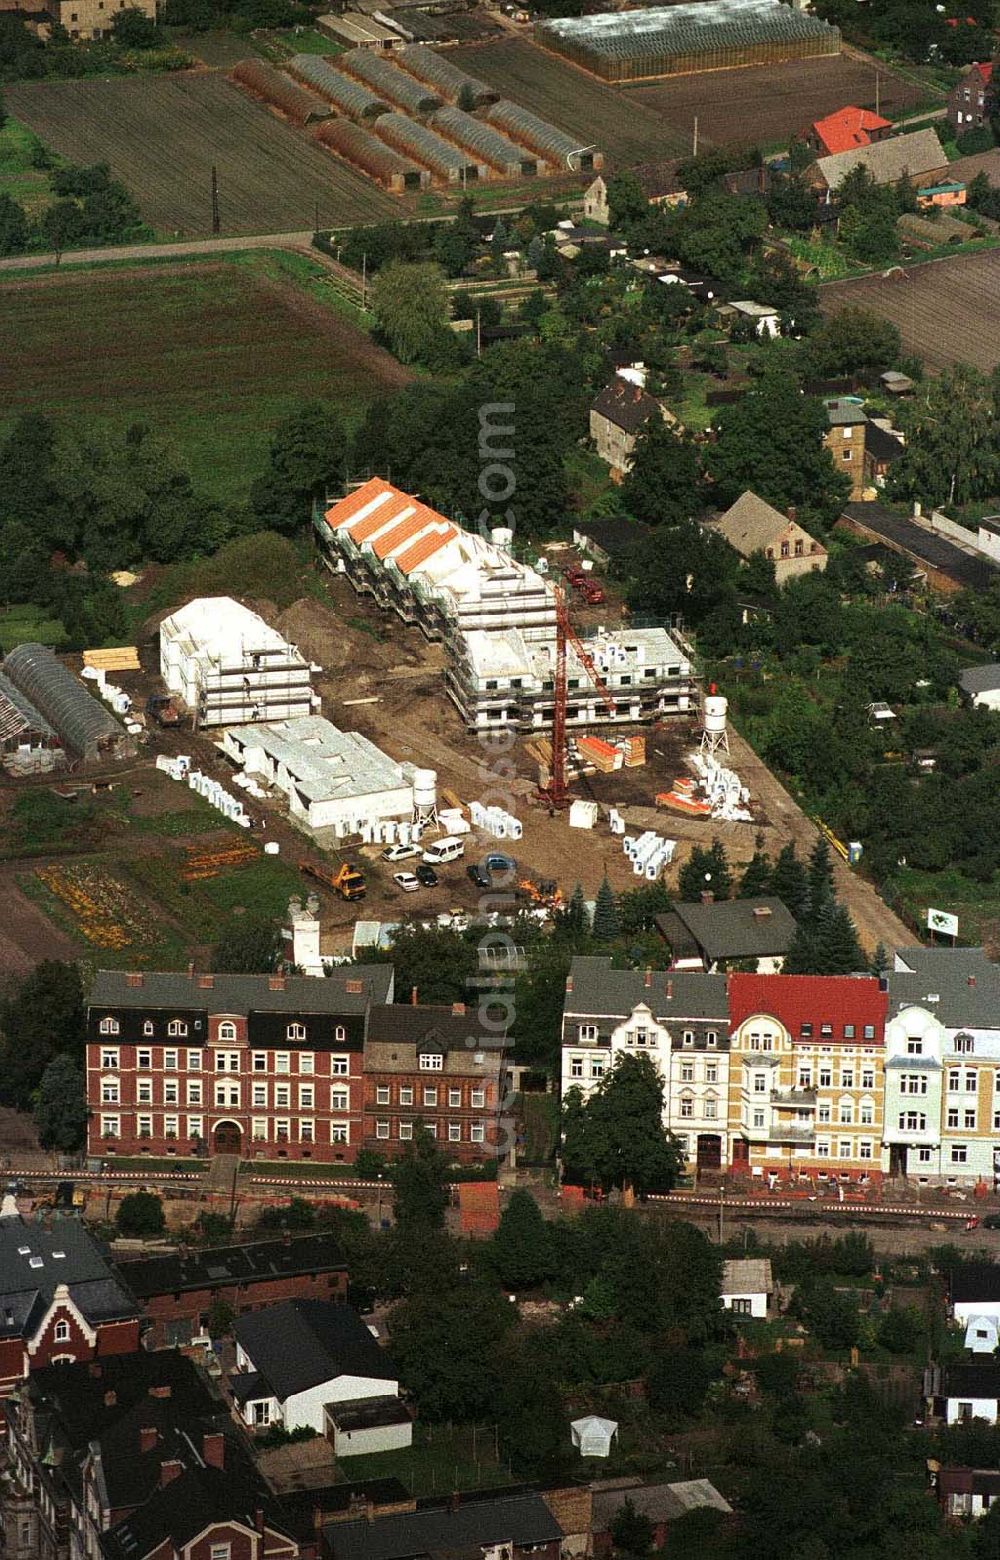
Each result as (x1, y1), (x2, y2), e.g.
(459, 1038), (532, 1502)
(767, 1124), (816, 1146)
(772, 1089), (817, 1109)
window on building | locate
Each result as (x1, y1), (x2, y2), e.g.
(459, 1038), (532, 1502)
(899, 1111), (926, 1132)
(859, 1140), (872, 1160)
(275, 1053), (290, 1075)
(252, 1119), (268, 1142)
(331, 1122), (349, 1143)
(861, 1068), (874, 1090)
(752, 1109), (765, 1128)
(101, 1080), (119, 1104)
(210, 1543), (232, 1560)
(299, 1085), (314, 1109)
(841, 1068), (854, 1089)
(287, 1023), (306, 1042)
(100, 1047), (119, 1069)
(816, 1140), (830, 1158)
(275, 1119), (290, 1141)
(798, 1068), (812, 1090)
(819, 1067), (832, 1088)
(448, 1089), (461, 1107)
(860, 1100), (874, 1126)
(839, 1140), (852, 1159)
(218, 1022), (236, 1042)
(906, 1038), (923, 1055)
(252, 1083), (267, 1108)
(376, 1086), (390, 1104)
(299, 1053), (314, 1075)
(844, 1024), (856, 1039)
(947, 1108), (960, 1129)
(274, 1084), (290, 1108)
(918, 1147), (932, 1164)
(423, 1087), (438, 1107)
(167, 1020), (187, 1038)
(252, 1053), (267, 1072)
(901, 1074), (927, 1096)
(163, 1049), (178, 1071)
(683, 1030), (695, 1047)
(965, 1109), (977, 1129)
(952, 1145), (969, 1165)
(948, 1069), (961, 1092)
(164, 1114), (179, 1137)
(99, 1017), (119, 1035)
(449, 1123), (462, 1142)
(818, 1104), (831, 1124)
(578, 1024), (597, 1042)
(966, 1071), (978, 1093)
(187, 1116), (203, 1140)
(706, 1031), (717, 1047)
(704, 1096), (717, 1120)
(137, 1114), (153, 1137)
(187, 1080), (203, 1105)
(215, 1082), (240, 1108)
(839, 1100), (853, 1125)
(330, 1056), (349, 1076)
(137, 1079), (153, 1104)
(705, 1062), (718, 1084)
(570, 1058), (583, 1078)
(753, 1074), (767, 1094)
(863, 1025), (875, 1040)
(142, 1020), (154, 1036)
(681, 1062), (694, 1083)
(163, 1080), (179, 1105)
(680, 1095), (693, 1118)
(399, 1085), (413, 1105)
(101, 1115), (120, 1138)
(590, 1060), (604, 1080)
(187, 1050), (201, 1071)
(376, 1120), (390, 1140)
(471, 1088), (486, 1107)
(420, 1053), (444, 1071)
(471, 1122), (485, 1143)
(331, 1087), (349, 1111)
(801, 1024), (813, 1039)
(299, 1120), (314, 1142)
(137, 1048), (152, 1070)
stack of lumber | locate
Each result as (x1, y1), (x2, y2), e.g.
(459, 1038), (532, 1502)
(82, 647), (140, 671)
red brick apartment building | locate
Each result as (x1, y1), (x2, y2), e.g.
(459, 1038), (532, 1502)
(86, 969), (508, 1166)
(0, 1212), (139, 1423)
(118, 1233), (349, 1347)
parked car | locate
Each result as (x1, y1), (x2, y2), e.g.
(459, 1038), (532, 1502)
(485, 852), (517, 875)
(416, 863), (439, 887)
(467, 863), (491, 889)
(422, 836), (465, 866)
(383, 843), (420, 862)
(393, 872), (421, 892)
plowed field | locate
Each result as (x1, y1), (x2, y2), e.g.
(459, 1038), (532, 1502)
(5, 73), (399, 236)
(821, 248), (1000, 372)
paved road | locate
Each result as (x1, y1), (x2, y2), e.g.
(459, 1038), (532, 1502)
(0, 230), (317, 273)
(727, 727), (913, 956)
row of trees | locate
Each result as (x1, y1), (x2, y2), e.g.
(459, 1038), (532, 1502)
(0, 158), (147, 257)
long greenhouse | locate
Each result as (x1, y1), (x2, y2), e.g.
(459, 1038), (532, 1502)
(341, 50), (443, 114)
(314, 120), (430, 191)
(374, 113), (486, 182)
(430, 106), (537, 177)
(288, 55), (387, 118)
(395, 44), (499, 106)
(537, 0), (840, 82)
(230, 60), (333, 125)
(485, 100), (602, 170)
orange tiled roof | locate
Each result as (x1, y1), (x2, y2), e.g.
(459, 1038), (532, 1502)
(352, 494), (415, 545)
(370, 509), (432, 560)
(812, 105), (891, 157)
(394, 524), (458, 576)
(324, 476), (395, 530)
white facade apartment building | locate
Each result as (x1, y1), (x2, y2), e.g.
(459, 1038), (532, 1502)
(159, 597), (318, 729)
(560, 956), (731, 1173)
(883, 947), (1000, 1185)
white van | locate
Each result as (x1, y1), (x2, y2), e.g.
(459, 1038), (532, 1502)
(421, 836), (466, 866)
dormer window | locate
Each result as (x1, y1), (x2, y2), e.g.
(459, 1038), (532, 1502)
(167, 1020), (187, 1038)
(683, 1031), (694, 1047)
(218, 1021), (236, 1042)
(578, 1024), (597, 1042)
(99, 1018), (119, 1035)
(287, 1022), (306, 1041)
(956, 1035), (974, 1055)
(420, 1052), (444, 1071)
(143, 1020), (154, 1036)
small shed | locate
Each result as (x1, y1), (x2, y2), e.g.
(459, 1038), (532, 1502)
(571, 1415), (618, 1457)
(721, 1257), (773, 1317)
(964, 1315), (1000, 1355)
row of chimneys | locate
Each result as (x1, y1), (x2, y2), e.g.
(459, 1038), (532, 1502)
(409, 987), (467, 1016)
(138, 1427), (226, 1484)
(124, 970), (365, 995)
(565, 972), (674, 999)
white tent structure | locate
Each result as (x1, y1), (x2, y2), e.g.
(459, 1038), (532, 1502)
(571, 1415), (618, 1457)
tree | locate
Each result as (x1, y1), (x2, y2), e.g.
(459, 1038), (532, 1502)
(0, 88), (6, 131)
(620, 421), (704, 526)
(806, 836), (835, 925)
(391, 1123), (450, 1231)
(389, 1282), (515, 1420)
(770, 843), (809, 919)
(207, 1297), (236, 1337)
(111, 6), (160, 44)
(888, 365), (1000, 507)
(870, 941), (890, 977)
(33, 1054), (88, 1152)
(706, 370), (852, 522)
(368, 925), (479, 1007)
(0, 192), (28, 256)
(610, 1500), (655, 1560)
(370, 260), (451, 365)
(606, 170), (649, 230)
(592, 875), (621, 941)
(564, 1053), (685, 1197)
(739, 849), (772, 898)
(678, 839), (732, 902)
(878, 1305), (922, 1354)
(250, 402), (348, 534)
(646, 1347), (713, 1426)
(0, 960), (85, 1111)
(116, 1190), (166, 1238)
(795, 1278), (860, 1349)
(804, 308), (901, 380)
(212, 917), (281, 974)
(491, 1190), (554, 1289)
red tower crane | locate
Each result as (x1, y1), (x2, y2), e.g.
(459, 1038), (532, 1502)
(538, 587), (617, 810)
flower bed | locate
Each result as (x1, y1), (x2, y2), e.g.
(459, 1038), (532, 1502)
(36, 864), (151, 949)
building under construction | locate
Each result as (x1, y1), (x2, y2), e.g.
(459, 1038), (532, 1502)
(315, 478), (695, 732)
(159, 597), (319, 729)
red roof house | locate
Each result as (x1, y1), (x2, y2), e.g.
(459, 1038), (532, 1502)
(727, 973), (887, 1043)
(809, 105), (892, 157)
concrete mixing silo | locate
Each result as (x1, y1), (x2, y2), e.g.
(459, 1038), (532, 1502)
(412, 767), (438, 831)
(700, 686), (729, 759)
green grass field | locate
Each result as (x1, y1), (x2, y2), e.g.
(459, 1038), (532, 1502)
(0, 251), (411, 503)
(0, 118), (54, 219)
(0, 603), (66, 650)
